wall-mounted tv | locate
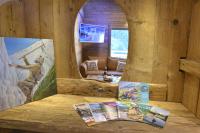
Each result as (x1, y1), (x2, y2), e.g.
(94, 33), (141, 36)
(79, 23), (106, 43)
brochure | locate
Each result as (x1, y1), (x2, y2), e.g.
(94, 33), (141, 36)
(89, 103), (107, 123)
(73, 103), (96, 126)
(127, 102), (144, 122)
(102, 102), (118, 120)
(117, 101), (129, 120)
(118, 81), (149, 104)
(143, 106), (170, 128)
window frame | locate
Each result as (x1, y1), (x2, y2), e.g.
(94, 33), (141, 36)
(109, 28), (129, 59)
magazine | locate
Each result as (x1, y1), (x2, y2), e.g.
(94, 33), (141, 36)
(127, 102), (144, 122)
(89, 103), (107, 123)
(102, 102), (118, 120)
(143, 106), (170, 128)
(118, 81), (149, 104)
(73, 103), (96, 126)
(117, 101), (129, 120)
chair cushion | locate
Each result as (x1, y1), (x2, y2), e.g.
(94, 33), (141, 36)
(86, 60), (98, 71)
(107, 57), (126, 71)
(88, 56), (107, 70)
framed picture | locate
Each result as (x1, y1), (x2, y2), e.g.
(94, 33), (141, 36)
(79, 23), (106, 43)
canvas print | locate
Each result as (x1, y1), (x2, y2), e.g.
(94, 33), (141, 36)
(0, 37), (57, 111)
(118, 81), (149, 104)
(79, 23), (106, 43)
(89, 103), (107, 123)
(74, 103), (96, 126)
(143, 106), (170, 128)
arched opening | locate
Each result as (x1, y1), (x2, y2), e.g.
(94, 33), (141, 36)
(74, 0), (129, 84)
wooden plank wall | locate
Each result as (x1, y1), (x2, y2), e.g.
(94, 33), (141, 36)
(182, 0), (200, 118)
(0, 0), (195, 102)
(81, 0), (128, 61)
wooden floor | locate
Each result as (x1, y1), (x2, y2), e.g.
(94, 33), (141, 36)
(0, 94), (200, 133)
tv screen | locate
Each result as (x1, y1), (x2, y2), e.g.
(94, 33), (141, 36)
(79, 23), (106, 43)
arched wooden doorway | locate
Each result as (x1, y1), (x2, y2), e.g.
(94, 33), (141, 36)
(74, 0), (129, 83)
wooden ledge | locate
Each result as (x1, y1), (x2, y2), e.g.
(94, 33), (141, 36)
(180, 59), (200, 78)
(56, 78), (167, 101)
(0, 94), (200, 133)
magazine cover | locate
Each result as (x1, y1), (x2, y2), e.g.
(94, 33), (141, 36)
(102, 102), (118, 120)
(143, 106), (170, 128)
(0, 37), (56, 111)
(117, 101), (129, 120)
(89, 103), (107, 123)
(118, 81), (149, 104)
(127, 103), (144, 122)
(73, 103), (96, 126)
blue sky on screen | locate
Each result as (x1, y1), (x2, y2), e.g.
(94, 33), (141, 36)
(4, 37), (40, 55)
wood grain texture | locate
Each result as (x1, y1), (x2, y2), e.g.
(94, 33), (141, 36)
(0, 94), (200, 133)
(180, 59), (200, 78)
(56, 78), (167, 101)
(23, 0), (40, 37)
(182, 74), (200, 114)
(0, 0), (195, 102)
(166, 0), (193, 102)
(183, 0), (200, 118)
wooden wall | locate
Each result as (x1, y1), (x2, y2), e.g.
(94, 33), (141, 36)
(0, 0), (195, 102)
(74, 9), (83, 66)
(81, 0), (128, 61)
(182, 0), (200, 118)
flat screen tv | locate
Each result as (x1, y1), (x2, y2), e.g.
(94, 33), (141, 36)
(79, 23), (106, 43)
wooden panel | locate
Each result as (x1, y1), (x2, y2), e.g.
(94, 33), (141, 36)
(166, 0), (193, 102)
(10, 0), (26, 37)
(182, 74), (200, 114)
(0, 0), (25, 37)
(57, 78), (167, 101)
(0, 94), (200, 133)
(23, 0), (40, 37)
(53, 0), (83, 78)
(183, 0), (200, 118)
(39, 0), (53, 38)
(180, 59), (200, 78)
(0, 2), (13, 36)
(152, 0), (174, 84)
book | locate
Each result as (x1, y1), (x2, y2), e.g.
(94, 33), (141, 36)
(73, 103), (96, 126)
(102, 102), (118, 120)
(143, 106), (170, 128)
(118, 81), (149, 104)
(117, 101), (129, 120)
(89, 103), (107, 123)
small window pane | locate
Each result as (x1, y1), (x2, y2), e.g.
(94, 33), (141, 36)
(111, 29), (128, 59)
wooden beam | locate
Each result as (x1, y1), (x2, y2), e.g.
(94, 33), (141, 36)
(180, 59), (200, 78)
(57, 78), (167, 101)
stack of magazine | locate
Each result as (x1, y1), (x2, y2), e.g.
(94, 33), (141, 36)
(73, 81), (170, 128)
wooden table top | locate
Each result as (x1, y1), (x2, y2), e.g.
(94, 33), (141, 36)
(0, 94), (200, 133)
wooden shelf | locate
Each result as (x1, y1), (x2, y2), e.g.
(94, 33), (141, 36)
(0, 94), (200, 133)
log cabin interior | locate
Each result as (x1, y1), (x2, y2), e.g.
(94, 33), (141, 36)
(0, 0), (200, 133)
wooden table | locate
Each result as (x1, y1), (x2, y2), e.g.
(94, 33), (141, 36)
(86, 75), (121, 84)
(0, 94), (200, 133)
